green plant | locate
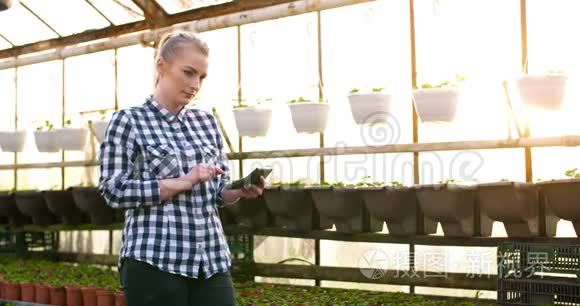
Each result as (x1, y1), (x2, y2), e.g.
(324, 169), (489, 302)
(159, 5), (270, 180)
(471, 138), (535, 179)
(272, 180), (307, 187)
(546, 69), (565, 75)
(417, 74), (466, 90)
(438, 178), (458, 184)
(389, 181), (404, 188)
(64, 119), (72, 128)
(233, 97), (272, 109)
(288, 96), (329, 104)
(74, 181), (96, 188)
(565, 168), (580, 178)
(35, 120), (54, 132)
(288, 97), (311, 104)
(232, 98), (248, 109)
(355, 175), (384, 187)
(233, 280), (487, 305)
(256, 97), (272, 105)
(316, 181), (355, 187)
(0, 257), (491, 305)
(98, 110), (108, 121)
(349, 87), (385, 94)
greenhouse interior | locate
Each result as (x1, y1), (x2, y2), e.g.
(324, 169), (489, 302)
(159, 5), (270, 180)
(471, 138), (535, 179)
(0, 0), (580, 305)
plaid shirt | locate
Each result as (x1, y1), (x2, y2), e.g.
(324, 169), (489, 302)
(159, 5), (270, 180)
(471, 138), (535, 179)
(98, 96), (232, 279)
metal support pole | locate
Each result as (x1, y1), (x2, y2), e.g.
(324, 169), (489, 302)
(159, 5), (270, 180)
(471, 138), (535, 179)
(237, 25), (244, 179)
(109, 230), (114, 255)
(13, 67), (18, 190)
(315, 9), (324, 288)
(520, 0), (533, 183)
(61, 59), (66, 189)
(409, 0), (418, 294)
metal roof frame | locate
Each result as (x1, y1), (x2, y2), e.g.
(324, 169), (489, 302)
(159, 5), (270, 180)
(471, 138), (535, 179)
(0, 0), (303, 60)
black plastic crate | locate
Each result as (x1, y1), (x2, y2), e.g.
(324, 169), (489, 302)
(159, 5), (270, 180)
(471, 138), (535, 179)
(499, 276), (580, 305)
(24, 232), (56, 252)
(0, 232), (17, 253)
(226, 233), (253, 264)
(499, 242), (580, 278)
(0, 231), (56, 255)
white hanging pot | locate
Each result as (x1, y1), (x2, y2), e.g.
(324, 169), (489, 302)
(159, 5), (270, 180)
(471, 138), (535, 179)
(288, 102), (330, 133)
(348, 93), (392, 125)
(0, 131), (26, 152)
(412, 88), (459, 123)
(34, 130), (59, 152)
(55, 128), (88, 151)
(515, 74), (568, 110)
(92, 120), (109, 143)
(233, 106), (272, 137)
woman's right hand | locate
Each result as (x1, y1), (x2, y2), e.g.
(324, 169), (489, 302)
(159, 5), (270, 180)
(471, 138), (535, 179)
(159, 164), (225, 201)
(182, 163), (225, 187)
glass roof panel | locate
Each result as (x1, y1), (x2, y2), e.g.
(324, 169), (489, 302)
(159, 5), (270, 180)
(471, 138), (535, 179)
(155, 0), (233, 14)
(0, 36), (12, 50)
(86, 0), (145, 25)
(0, 2), (58, 45)
(22, 0), (111, 36)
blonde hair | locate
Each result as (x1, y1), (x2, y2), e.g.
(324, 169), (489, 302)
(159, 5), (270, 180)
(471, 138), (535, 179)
(155, 31), (209, 85)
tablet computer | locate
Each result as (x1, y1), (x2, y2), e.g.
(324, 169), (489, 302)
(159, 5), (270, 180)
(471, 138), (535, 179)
(229, 167), (272, 189)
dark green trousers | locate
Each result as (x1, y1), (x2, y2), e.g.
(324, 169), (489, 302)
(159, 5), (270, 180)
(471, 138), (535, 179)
(120, 257), (237, 306)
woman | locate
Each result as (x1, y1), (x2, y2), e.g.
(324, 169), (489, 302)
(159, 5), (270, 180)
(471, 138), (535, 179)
(98, 31), (265, 306)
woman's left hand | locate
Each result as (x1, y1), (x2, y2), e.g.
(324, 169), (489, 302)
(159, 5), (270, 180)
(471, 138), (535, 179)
(238, 176), (266, 199)
(221, 177), (266, 204)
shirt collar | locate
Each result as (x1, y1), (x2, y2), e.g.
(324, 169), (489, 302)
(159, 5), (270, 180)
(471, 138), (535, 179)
(146, 95), (187, 123)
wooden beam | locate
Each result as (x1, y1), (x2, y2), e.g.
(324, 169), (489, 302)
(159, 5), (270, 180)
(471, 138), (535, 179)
(0, 135), (580, 170)
(0, 0), (342, 61)
(2, 223), (124, 233)
(0, 21), (148, 60)
(130, 0), (167, 27)
(8, 224), (580, 247)
(230, 135), (580, 160)
(246, 263), (497, 291)
(0, 0), (370, 69)
(224, 226), (580, 247)
(166, 0), (298, 25)
(0, 160), (100, 170)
